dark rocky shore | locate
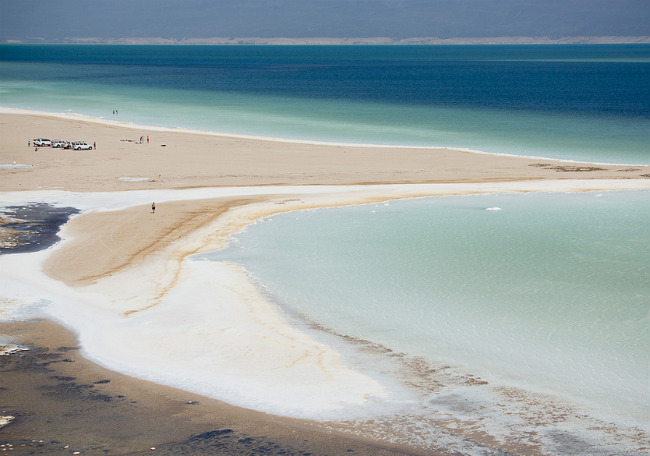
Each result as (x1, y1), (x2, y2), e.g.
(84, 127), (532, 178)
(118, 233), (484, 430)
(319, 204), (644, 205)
(0, 204), (79, 254)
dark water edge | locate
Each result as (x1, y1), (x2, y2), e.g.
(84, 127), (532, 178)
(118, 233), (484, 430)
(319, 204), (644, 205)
(0, 203), (79, 254)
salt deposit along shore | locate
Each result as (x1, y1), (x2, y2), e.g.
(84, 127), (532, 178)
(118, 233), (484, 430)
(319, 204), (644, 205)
(1, 109), (649, 455)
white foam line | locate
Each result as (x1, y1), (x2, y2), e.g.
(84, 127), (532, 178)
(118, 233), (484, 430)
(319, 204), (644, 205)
(2, 179), (647, 211)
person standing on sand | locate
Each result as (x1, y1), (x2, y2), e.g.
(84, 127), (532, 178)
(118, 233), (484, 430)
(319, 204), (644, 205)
(152, 202), (156, 214)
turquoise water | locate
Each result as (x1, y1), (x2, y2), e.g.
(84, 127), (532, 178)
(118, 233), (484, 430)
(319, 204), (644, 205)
(1, 44), (649, 164)
(204, 190), (650, 424)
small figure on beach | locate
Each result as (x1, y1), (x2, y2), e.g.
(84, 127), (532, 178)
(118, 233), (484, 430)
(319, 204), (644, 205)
(93, 141), (96, 150)
(152, 202), (156, 214)
(28, 139), (31, 147)
(147, 136), (149, 144)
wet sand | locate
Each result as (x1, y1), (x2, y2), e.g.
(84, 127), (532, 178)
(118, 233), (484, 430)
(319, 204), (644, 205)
(1, 319), (427, 456)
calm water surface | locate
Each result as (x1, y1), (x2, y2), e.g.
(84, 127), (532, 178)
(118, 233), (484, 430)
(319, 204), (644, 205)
(203, 190), (650, 426)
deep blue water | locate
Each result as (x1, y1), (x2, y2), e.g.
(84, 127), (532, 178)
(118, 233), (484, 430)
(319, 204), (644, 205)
(2, 44), (649, 115)
(1, 44), (649, 162)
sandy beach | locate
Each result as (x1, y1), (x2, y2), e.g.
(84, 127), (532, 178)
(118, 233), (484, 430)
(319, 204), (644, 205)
(2, 110), (648, 193)
(2, 109), (649, 455)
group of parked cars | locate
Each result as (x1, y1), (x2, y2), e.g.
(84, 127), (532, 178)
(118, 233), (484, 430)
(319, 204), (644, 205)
(33, 138), (93, 150)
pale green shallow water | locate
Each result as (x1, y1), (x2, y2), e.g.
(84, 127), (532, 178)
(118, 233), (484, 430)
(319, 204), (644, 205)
(204, 190), (650, 426)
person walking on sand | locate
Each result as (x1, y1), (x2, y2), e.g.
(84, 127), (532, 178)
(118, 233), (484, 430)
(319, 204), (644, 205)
(152, 202), (156, 214)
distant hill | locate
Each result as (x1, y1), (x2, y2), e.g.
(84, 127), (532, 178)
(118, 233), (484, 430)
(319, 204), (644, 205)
(8, 36), (650, 45)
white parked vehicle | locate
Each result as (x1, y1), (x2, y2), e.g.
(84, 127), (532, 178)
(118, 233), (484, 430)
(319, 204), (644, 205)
(51, 139), (66, 148)
(33, 138), (51, 147)
(73, 141), (93, 150)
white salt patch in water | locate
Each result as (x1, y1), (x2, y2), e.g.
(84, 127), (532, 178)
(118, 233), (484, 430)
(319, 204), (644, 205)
(0, 344), (27, 355)
(0, 164), (32, 169)
(0, 416), (15, 428)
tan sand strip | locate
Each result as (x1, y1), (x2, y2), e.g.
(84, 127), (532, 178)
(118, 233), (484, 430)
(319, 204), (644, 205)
(1, 112), (648, 193)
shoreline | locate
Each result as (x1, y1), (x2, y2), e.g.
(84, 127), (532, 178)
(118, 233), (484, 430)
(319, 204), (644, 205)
(1, 109), (649, 454)
(2, 106), (649, 167)
(1, 110), (648, 195)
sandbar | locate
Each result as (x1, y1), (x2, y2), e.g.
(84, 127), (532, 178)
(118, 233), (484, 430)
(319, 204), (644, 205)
(2, 109), (648, 193)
